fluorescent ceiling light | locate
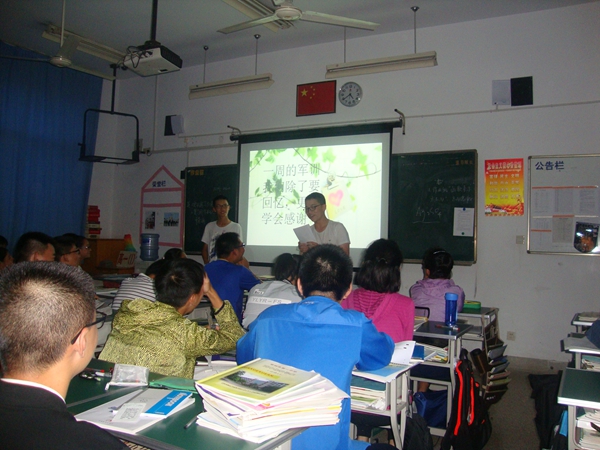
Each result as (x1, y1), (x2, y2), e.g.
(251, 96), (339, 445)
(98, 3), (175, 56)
(42, 25), (125, 63)
(189, 74), (274, 99)
(325, 51), (437, 79)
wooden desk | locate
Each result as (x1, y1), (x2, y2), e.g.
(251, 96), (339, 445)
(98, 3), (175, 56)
(351, 363), (414, 447)
(67, 359), (301, 450)
(558, 368), (600, 450)
(412, 321), (473, 436)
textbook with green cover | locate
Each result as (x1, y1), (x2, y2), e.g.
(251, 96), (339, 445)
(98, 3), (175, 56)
(195, 358), (320, 406)
(193, 359), (347, 443)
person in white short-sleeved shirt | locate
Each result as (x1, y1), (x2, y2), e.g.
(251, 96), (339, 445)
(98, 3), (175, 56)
(201, 195), (245, 266)
(298, 192), (350, 256)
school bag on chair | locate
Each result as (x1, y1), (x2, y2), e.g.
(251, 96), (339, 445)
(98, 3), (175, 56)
(441, 349), (492, 450)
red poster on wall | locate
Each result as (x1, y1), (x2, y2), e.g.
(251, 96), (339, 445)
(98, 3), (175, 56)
(484, 158), (524, 216)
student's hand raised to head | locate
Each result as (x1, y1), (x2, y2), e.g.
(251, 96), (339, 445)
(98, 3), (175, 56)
(203, 273), (224, 311)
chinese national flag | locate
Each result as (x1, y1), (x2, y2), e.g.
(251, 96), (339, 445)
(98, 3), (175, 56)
(296, 81), (336, 116)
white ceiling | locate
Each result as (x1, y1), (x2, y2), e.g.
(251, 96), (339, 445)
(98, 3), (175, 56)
(0, 0), (597, 79)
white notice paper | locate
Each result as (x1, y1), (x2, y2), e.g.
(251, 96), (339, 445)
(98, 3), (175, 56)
(294, 225), (317, 244)
(453, 207), (474, 237)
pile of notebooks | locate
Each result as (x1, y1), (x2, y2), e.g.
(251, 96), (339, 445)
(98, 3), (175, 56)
(471, 340), (510, 407)
(76, 388), (194, 434)
(576, 408), (600, 449)
(193, 358), (347, 443)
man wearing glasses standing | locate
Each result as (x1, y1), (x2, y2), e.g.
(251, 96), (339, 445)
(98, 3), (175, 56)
(0, 262), (127, 449)
(205, 232), (260, 323)
(201, 195), (244, 265)
(299, 192), (351, 256)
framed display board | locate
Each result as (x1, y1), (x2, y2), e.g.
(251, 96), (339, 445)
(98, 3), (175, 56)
(389, 150), (477, 264)
(183, 165), (238, 255)
(528, 154), (600, 255)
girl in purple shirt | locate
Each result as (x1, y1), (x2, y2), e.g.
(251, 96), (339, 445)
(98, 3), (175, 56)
(409, 247), (465, 322)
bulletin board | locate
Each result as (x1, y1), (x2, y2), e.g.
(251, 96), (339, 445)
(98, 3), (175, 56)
(139, 165), (184, 248)
(389, 150), (477, 264)
(183, 165), (239, 255)
(528, 154), (600, 255)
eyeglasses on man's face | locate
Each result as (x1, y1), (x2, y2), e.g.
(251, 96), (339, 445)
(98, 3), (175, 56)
(65, 248), (81, 255)
(236, 243), (246, 249)
(305, 204), (324, 213)
(70, 311), (107, 345)
(214, 203), (230, 209)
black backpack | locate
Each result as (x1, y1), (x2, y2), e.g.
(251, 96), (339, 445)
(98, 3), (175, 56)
(441, 349), (492, 450)
(403, 413), (434, 450)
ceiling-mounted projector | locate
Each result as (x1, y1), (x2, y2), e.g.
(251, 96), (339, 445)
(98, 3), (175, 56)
(123, 42), (182, 77)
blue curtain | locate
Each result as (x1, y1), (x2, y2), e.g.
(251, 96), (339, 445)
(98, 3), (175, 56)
(0, 41), (103, 251)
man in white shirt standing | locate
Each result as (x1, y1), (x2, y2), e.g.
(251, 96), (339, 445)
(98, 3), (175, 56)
(201, 195), (244, 265)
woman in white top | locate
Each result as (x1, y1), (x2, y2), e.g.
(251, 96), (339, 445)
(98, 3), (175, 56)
(242, 253), (302, 329)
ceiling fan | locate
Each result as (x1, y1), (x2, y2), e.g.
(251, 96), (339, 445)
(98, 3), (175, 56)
(218, 0), (379, 34)
(0, 0), (115, 80)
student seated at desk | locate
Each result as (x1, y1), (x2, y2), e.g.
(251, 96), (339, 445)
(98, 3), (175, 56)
(410, 248), (464, 392)
(100, 259), (245, 378)
(242, 253), (302, 329)
(341, 239), (414, 445)
(163, 247), (187, 260)
(409, 247), (464, 322)
(111, 259), (167, 312)
(53, 234), (82, 267)
(0, 247), (13, 272)
(237, 245), (396, 450)
(342, 239), (414, 343)
(205, 232), (261, 323)
(0, 262), (128, 449)
(13, 231), (56, 262)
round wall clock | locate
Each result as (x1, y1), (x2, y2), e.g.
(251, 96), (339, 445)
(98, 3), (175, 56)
(338, 82), (362, 107)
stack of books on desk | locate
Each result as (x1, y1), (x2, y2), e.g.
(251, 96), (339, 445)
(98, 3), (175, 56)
(194, 358), (347, 443)
(582, 355), (600, 371)
(577, 409), (600, 449)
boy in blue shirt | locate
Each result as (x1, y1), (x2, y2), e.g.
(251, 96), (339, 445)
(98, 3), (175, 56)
(237, 245), (395, 450)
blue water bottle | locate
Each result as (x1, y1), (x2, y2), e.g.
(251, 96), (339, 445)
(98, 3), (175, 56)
(444, 293), (458, 327)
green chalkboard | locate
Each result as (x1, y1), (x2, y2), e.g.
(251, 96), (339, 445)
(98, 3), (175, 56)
(389, 150), (477, 264)
(184, 165), (239, 255)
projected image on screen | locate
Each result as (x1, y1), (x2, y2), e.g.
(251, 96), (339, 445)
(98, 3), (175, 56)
(240, 133), (389, 264)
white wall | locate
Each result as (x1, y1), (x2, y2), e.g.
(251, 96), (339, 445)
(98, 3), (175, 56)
(89, 3), (600, 361)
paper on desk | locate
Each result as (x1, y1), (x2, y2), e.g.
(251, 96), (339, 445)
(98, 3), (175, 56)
(294, 225), (316, 243)
(391, 340), (416, 366)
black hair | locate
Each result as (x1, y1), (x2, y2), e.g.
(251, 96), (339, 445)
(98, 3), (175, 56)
(13, 232), (54, 263)
(298, 244), (352, 301)
(62, 233), (86, 249)
(305, 192), (326, 205)
(215, 232), (240, 258)
(0, 235), (8, 248)
(212, 195), (229, 208)
(163, 248), (186, 260)
(421, 247), (454, 279)
(354, 239), (403, 293)
(0, 247), (9, 263)
(53, 235), (78, 260)
(153, 259), (205, 308)
(0, 262), (95, 374)
(146, 258), (168, 276)
(272, 253), (301, 281)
